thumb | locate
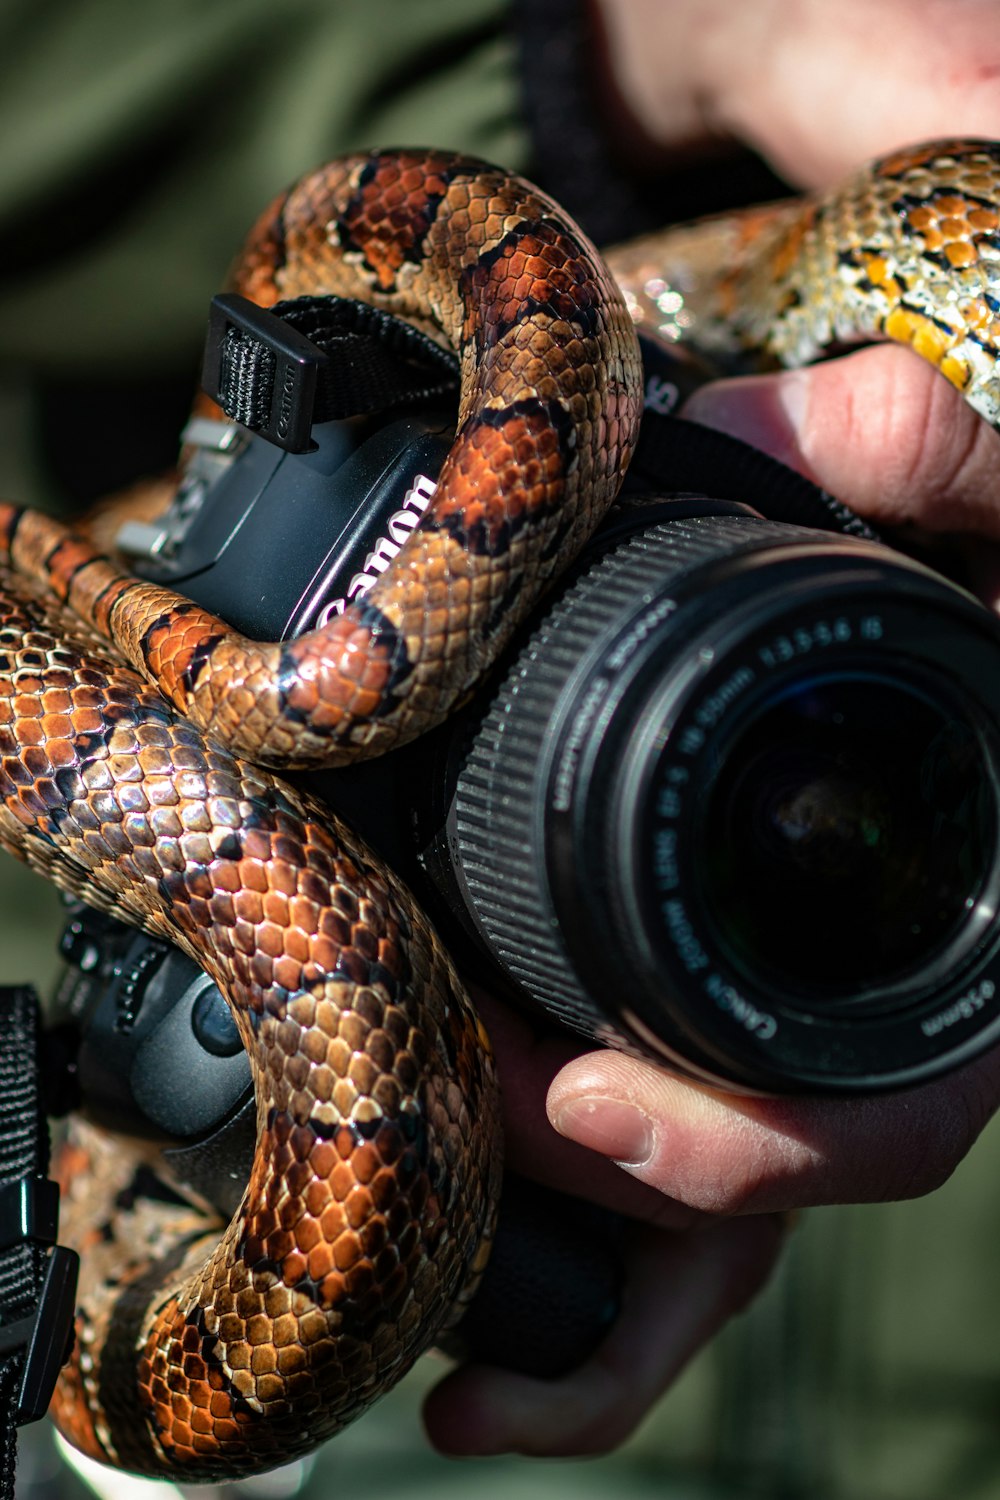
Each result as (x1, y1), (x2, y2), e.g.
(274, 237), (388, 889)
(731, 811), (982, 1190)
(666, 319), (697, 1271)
(681, 344), (1000, 544)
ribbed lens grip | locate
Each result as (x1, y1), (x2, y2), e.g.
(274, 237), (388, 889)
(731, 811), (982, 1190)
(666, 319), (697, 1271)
(450, 514), (804, 1040)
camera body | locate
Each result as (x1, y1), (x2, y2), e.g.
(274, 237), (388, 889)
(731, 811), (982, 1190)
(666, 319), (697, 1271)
(52, 318), (1000, 1188)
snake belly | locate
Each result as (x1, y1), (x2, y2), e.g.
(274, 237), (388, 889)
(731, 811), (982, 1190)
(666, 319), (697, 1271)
(1, 139), (997, 1480)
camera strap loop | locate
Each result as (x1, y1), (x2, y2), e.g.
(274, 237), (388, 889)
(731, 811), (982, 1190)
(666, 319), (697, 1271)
(204, 293), (460, 453)
(0, 987), (79, 1500)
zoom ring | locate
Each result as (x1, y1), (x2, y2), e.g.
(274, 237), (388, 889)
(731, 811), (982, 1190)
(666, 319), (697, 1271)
(451, 514), (806, 1043)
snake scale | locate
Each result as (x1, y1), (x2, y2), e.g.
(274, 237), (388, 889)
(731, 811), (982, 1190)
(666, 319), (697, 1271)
(1, 139), (997, 1479)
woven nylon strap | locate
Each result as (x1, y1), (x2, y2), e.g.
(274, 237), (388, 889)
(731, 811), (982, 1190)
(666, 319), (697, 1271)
(0, 989), (78, 1500)
(0, 990), (50, 1499)
(204, 293), (460, 452)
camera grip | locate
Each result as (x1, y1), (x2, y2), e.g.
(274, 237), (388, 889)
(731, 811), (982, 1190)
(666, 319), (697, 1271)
(442, 1174), (624, 1378)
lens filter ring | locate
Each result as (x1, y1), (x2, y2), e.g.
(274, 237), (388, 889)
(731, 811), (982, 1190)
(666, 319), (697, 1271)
(618, 582), (1000, 1091)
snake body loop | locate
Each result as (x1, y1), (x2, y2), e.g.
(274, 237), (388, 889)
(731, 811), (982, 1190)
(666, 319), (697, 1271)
(607, 137), (1000, 426)
(0, 140), (996, 1479)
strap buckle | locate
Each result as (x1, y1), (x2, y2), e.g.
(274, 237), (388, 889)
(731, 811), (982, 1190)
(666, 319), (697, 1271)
(202, 293), (329, 454)
(0, 1178), (79, 1424)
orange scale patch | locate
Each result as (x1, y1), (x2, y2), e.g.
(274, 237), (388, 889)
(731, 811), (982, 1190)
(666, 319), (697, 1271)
(289, 895), (320, 931)
(306, 1242), (337, 1283)
(298, 1028), (328, 1066)
(267, 861), (299, 898)
(285, 636), (395, 728)
(294, 1215), (323, 1255)
(337, 152), (455, 292)
(273, 954), (305, 991)
(305, 1178), (333, 1220)
(11, 718), (43, 747)
(344, 1183), (375, 1230)
(932, 193), (973, 217)
(255, 921), (285, 959)
(238, 826), (272, 862)
(307, 935), (340, 974)
(945, 241), (978, 268)
(249, 951), (275, 988)
(208, 890), (236, 927)
(239, 859), (269, 895)
(307, 1139), (339, 1180)
(233, 890), (264, 926)
(319, 1201), (348, 1241)
(436, 411), (564, 550)
(346, 1143), (381, 1187)
(331, 1161), (356, 1200)
(279, 1249), (309, 1286)
(333, 1233), (363, 1272)
(43, 712), (75, 741)
(250, 1346), (277, 1377)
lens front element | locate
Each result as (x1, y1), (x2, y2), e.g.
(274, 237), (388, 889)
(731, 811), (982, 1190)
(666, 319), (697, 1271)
(698, 672), (993, 1001)
(629, 577), (1000, 1089)
(448, 511), (1000, 1091)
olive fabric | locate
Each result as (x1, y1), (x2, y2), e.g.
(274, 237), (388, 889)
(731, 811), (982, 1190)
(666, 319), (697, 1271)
(0, 0), (526, 375)
(0, 0), (525, 509)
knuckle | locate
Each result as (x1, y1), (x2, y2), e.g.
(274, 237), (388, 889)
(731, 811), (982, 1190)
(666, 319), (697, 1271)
(806, 347), (1000, 535)
(860, 1079), (995, 1203)
(893, 366), (998, 532)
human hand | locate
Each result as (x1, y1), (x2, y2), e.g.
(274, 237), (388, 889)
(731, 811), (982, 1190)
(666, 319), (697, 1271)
(425, 0), (1000, 1460)
(423, 991), (1000, 1458)
(423, 987), (786, 1458)
(595, 0), (1000, 591)
(592, 0), (1000, 188)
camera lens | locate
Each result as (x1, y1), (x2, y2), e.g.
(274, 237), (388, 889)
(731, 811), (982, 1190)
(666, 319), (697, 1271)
(445, 507), (1000, 1091)
(697, 672), (991, 1000)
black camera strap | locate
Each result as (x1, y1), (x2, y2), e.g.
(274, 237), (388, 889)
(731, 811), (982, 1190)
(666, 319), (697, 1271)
(203, 293), (460, 452)
(0, 988), (78, 1500)
(628, 407), (882, 542)
(203, 292), (878, 545)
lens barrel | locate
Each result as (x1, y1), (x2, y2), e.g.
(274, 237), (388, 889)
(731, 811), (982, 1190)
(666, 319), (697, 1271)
(445, 510), (1000, 1091)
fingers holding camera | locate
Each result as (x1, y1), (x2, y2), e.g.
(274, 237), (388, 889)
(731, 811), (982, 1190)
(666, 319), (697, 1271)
(423, 1213), (784, 1457)
(447, 320), (1000, 1451)
(680, 345), (1000, 600)
(468, 984), (705, 1231)
(547, 1044), (1000, 1215)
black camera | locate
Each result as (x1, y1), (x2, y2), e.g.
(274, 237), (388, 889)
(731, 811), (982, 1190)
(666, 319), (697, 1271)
(44, 295), (1000, 1376)
(52, 298), (1000, 1180)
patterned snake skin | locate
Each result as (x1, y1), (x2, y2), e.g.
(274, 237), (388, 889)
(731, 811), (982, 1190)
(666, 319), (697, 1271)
(606, 138), (1000, 427)
(1, 140), (997, 1479)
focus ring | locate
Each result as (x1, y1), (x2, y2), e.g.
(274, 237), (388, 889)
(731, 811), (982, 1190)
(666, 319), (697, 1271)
(450, 514), (811, 1043)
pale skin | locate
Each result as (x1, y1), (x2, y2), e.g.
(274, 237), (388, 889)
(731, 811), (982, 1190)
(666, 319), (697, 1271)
(421, 0), (1000, 1458)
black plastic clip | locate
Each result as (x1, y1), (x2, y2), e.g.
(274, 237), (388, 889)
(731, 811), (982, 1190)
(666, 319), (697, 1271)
(0, 1178), (79, 1424)
(202, 293), (329, 454)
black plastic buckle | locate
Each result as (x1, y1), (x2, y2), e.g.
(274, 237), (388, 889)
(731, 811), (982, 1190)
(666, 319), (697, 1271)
(0, 1178), (79, 1424)
(202, 293), (329, 454)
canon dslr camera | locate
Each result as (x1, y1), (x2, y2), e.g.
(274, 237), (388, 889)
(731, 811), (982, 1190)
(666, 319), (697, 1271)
(53, 295), (1000, 1199)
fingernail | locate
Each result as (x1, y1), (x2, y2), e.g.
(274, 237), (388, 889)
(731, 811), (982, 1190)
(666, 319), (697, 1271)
(553, 1096), (654, 1165)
